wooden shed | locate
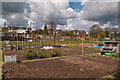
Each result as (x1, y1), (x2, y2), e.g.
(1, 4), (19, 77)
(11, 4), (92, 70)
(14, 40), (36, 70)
(101, 41), (120, 54)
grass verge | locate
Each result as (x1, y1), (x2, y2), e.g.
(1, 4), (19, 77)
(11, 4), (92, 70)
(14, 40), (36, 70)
(21, 53), (102, 63)
(21, 55), (71, 63)
(97, 71), (120, 80)
(0, 50), (2, 80)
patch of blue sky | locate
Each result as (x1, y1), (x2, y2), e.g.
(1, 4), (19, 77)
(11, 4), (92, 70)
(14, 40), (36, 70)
(69, 2), (84, 12)
(27, 7), (31, 13)
(26, 3), (30, 6)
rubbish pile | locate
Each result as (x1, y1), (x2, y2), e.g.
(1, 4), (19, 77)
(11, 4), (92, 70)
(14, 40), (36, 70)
(42, 46), (54, 50)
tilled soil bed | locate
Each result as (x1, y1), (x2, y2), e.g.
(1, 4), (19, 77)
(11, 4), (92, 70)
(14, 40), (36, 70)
(3, 48), (99, 61)
(3, 56), (118, 79)
(57, 43), (98, 47)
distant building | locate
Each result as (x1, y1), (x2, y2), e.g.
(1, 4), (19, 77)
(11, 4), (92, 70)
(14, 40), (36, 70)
(72, 29), (79, 35)
(72, 29), (86, 35)
(2, 26), (32, 41)
(56, 30), (62, 38)
(8, 26), (28, 33)
(75, 35), (85, 39)
(33, 29), (43, 32)
(65, 36), (72, 39)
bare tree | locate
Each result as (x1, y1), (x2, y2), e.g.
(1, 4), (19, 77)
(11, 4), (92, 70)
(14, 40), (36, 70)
(2, 22), (8, 49)
(49, 20), (56, 46)
(89, 24), (102, 40)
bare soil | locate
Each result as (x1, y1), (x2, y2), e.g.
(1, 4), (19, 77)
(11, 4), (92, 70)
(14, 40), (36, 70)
(3, 56), (118, 79)
(3, 48), (99, 61)
(57, 43), (98, 47)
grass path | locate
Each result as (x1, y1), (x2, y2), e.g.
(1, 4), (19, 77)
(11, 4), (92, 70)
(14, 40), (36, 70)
(21, 55), (72, 63)
(21, 54), (104, 63)
(0, 41), (2, 80)
(97, 71), (120, 80)
(0, 50), (2, 80)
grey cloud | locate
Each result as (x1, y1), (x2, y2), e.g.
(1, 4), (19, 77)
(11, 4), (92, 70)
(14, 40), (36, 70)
(2, 2), (26, 15)
(3, 13), (28, 26)
(2, 2), (28, 27)
(1, 1), (119, 31)
(82, 2), (118, 26)
(29, 2), (81, 28)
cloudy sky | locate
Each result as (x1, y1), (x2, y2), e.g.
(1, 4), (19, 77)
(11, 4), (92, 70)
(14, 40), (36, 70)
(1, 0), (119, 31)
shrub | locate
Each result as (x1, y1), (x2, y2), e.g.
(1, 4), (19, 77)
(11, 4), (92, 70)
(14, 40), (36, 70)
(112, 53), (120, 61)
(28, 50), (33, 53)
(50, 49), (61, 57)
(50, 50), (56, 57)
(24, 50), (37, 60)
(37, 51), (47, 59)
(53, 49), (61, 56)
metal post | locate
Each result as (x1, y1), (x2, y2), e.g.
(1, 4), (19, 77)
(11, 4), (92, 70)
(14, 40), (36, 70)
(117, 41), (120, 53)
(17, 33), (18, 50)
(82, 38), (84, 55)
(26, 33), (28, 48)
(118, 34), (120, 53)
(22, 33), (23, 50)
(54, 30), (56, 46)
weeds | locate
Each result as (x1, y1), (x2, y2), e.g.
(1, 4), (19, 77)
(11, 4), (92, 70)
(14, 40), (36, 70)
(24, 50), (37, 60)
(37, 51), (47, 59)
(111, 53), (120, 61)
(50, 49), (61, 57)
(51, 50), (61, 57)
(24, 49), (61, 60)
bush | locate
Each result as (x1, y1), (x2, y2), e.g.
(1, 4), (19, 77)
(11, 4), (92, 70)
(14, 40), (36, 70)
(24, 49), (61, 60)
(112, 53), (120, 61)
(28, 50), (33, 53)
(53, 49), (61, 56)
(24, 50), (37, 60)
(50, 49), (61, 57)
(50, 50), (56, 57)
(37, 51), (47, 59)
